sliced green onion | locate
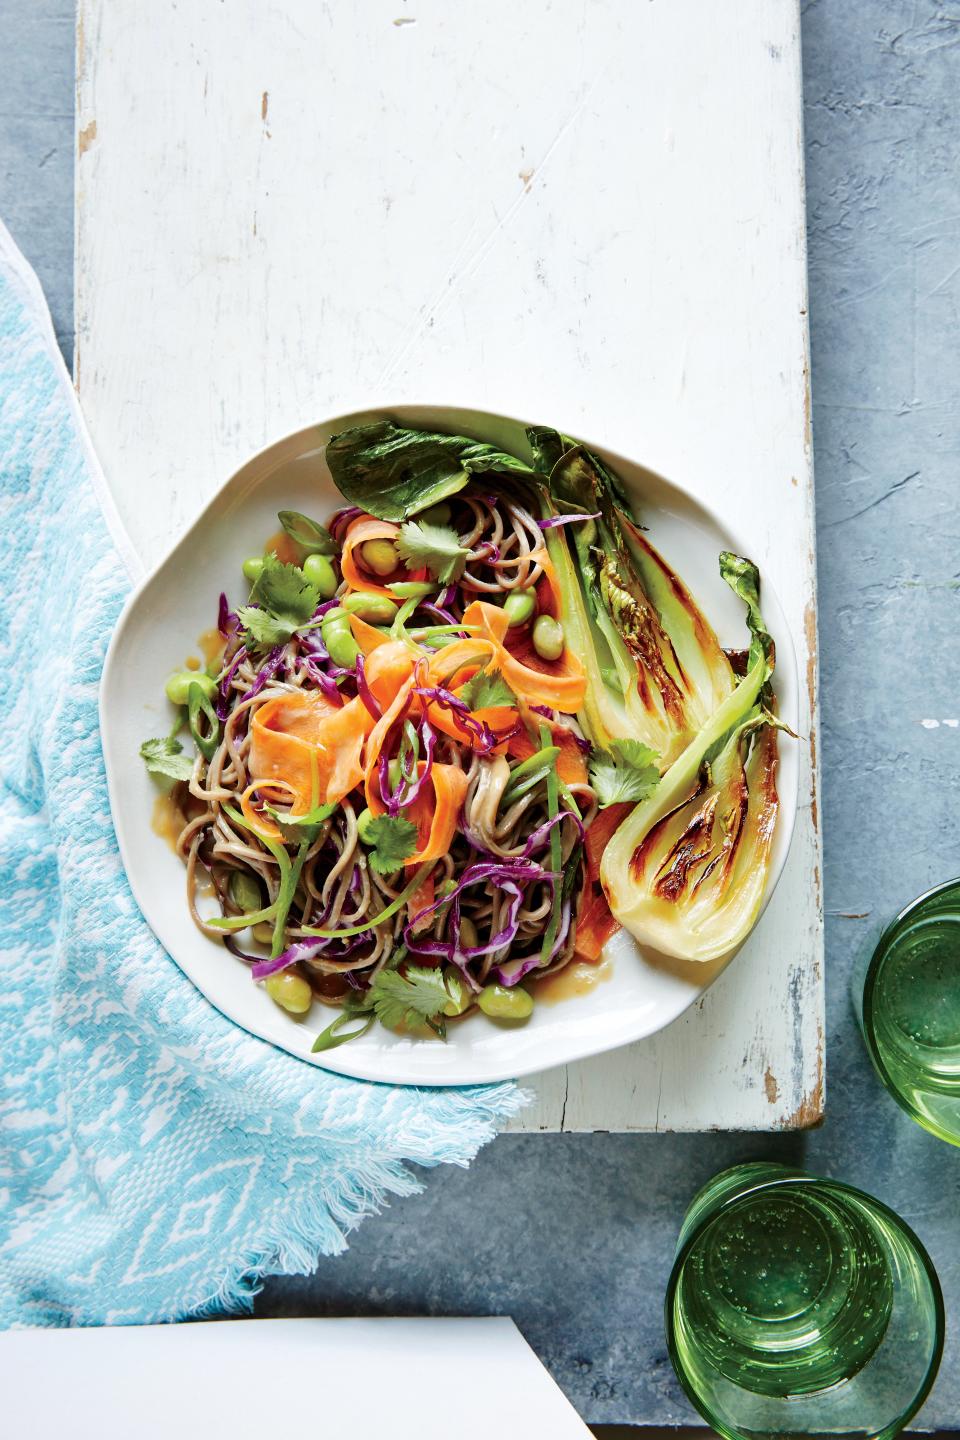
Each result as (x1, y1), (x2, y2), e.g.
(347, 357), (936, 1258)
(557, 777), (583, 821)
(311, 1010), (377, 1052)
(301, 861), (435, 939)
(500, 746), (561, 810)
(270, 839), (311, 957)
(388, 580), (436, 598)
(540, 723), (563, 963)
(188, 682), (221, 761)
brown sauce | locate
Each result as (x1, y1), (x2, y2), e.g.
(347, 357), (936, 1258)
(264, 529), (302, 566)
(151, 791), (185, 853)
(197, 627), (225, 669)
(536, 955), (614, 1005)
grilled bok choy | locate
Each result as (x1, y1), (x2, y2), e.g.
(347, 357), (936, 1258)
(530, 434), (736, 769)
(600, 553), (785, 962)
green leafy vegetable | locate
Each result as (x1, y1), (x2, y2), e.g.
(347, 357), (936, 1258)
(588, 739), (660, 808)
(395, 520), (472, 584)
(278, 509), (337, 555)
(238, 555), (320, 648)
(719, 551), (775, 681)
(601, 558), (783, 963)
(527, 425), (570, 476)
(325, 420), (533, 523)
(526, 431), (735, 766)
(368, 964), (458, 1036)
(140, 736), (194, 781)
(458, 665), (517, 710)
(363, 814), (418, 874)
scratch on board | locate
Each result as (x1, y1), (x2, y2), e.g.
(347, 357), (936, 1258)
(376, 74), (604, 388)
(78, 119), (97, 157)
(764, 1066), (779, 1103)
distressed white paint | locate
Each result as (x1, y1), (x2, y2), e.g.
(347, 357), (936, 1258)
(76, 0), (821, 1131)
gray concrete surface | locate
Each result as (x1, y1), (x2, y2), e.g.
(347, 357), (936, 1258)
(2, 0), (958, 1427)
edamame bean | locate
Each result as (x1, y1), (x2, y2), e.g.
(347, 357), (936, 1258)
(503, 590), (535, 627)
(229, 871), (264, 913)
(417, 501), (452, 526)
(459, 916), (479, 949)
(302, 553), (338, 597)
(265, 971), (313, 1015)
(442, 966), (472, 1017)
(252, 922), (275, 944)
(320, 610), (360, 667)
(341, 591), (398, 625)
(360, 539), (399, 577)
(477, 984), (534, 1020)
(356, 808), (376, 844)
(165, 670), (217, 706)
(242, 555), (266, 584)
(532, 614), (565, 661)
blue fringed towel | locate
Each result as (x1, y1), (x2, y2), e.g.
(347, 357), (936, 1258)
(0, 221), (523, 1327)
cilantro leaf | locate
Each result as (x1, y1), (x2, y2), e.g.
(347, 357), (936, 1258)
(458, 665), (517, 710)
(240, 555), (320, 649)
(369, 965), (456, 1035)
(236, 606), (294, 648)
(140, 735), (195, 781)
(264, 800), (337, 843)
(589, 739), (660, 808)
(396, 520), (471, 585)
(278, 509), (337, 556)
(363, 814), (418, 874)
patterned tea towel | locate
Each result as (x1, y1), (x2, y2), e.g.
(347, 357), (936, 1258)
(0, 220), (523, 1327)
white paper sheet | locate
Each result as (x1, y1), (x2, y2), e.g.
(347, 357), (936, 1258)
(0, 1317), (592, 1439)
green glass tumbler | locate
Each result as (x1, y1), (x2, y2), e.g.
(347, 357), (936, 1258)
(665, 1163), (943, 1439)
(857, 877), (960, 1145)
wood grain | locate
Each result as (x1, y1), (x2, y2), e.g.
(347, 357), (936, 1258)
(76, 0), (821, 1131)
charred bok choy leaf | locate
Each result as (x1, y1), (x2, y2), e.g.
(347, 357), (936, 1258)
(533, 433), (736, 769)
(600, 553), (784, 963)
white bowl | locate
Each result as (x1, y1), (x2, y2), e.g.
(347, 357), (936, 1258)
(100, 404), (798, 1085)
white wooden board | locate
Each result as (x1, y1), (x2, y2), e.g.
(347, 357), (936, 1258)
(76, 0), (822, 1131)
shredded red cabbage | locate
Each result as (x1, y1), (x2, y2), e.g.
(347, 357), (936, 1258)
(301, 658), (344, 705)
(419, 603), (461, 628)
(216, 644), (248, 719)
(329, 504), (363, 542)
(355, 653), (382, 721)
(530, 706), (592, 756)
(414, 680), (517, 754)
(239, 646), (285, 703)
(378, 716), (436, 813)
(218, 592), (240, 639)
(488, 951), (547, 987)
(251, 934), (367, 979)
(404, 858), (557, 983)
(537, 511), (600, 530)
(522, 810), (585, 856)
